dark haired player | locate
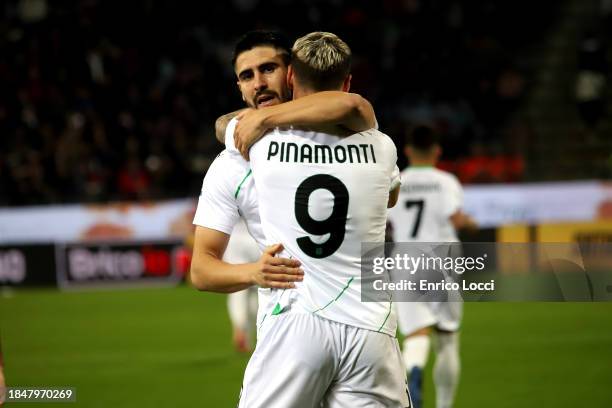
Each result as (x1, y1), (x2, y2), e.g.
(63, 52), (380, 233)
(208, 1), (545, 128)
(190, 29), (381, 368)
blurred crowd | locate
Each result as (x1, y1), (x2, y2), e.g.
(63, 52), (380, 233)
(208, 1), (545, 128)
(0, 0), (561, 206)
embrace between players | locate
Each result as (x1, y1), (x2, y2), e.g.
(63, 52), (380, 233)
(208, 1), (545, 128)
(191, 29), (469, 408)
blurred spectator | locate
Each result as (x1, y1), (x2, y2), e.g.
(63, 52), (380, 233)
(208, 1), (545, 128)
(576, 29), (608, 129)
(117, 155), (151, 200)
(18, 0), (47, 23)
(0, 0), (560, 206)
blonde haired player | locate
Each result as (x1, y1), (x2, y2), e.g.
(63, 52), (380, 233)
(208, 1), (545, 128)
(234, 32), (409, 407)
(388, 125), (477, 408)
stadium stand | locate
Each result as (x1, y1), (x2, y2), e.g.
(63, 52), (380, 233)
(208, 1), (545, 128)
(1, 0), (609, 207)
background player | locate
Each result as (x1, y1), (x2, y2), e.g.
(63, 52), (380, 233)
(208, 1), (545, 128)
(237, 32), (408, 407)
(224, 220), (261, 353)
(388, 125), (477, 408)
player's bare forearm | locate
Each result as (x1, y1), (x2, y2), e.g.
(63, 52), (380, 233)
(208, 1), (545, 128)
(191, 251), (254, 293)
(190, 227), (253, 292)
(215, 109), (246, 144)
(191, 251), (304, 293)
(463, 215), (479, 231)
(190, 227), (304, 293)
(260, 91), (375, 132)
(450, 211), (478, 231)
(388, 185), (400, 208)
(234, 92), (376, 158)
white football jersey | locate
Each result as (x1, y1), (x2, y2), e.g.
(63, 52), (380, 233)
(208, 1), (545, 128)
(223, 219), (261, 264)
(193, 118), (271, 326)
(192, 148), (264, 249)
(245, 125), (400, 336)
(388, 166), (463, 243)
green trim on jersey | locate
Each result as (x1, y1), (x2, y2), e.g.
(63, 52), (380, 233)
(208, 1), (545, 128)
(409, 164), (433, 168)
(270, 289), (287, 316)
(312, 277), (355, 314)
(271, 302), (283, 315)
(234, 169), (252, 199)
(377, 302), (393, 332)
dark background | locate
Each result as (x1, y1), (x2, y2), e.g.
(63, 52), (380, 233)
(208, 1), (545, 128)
(0, 0), (610, 207)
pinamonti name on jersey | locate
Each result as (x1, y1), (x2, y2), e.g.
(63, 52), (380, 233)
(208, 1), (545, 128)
(266, 141), (378, 164)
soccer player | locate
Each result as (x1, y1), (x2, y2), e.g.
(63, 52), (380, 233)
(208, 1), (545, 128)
(190, 30), (380, 352)
(388, 125), (477, 408)
(234, 32), (409, 407)
(224, 220), (261, 353)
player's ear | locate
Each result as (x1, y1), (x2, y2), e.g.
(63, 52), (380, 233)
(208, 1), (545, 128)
(287, 65), (294, 89)
(342, 74), (352, 92)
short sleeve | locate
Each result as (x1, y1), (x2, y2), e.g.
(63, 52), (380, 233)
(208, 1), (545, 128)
(390, 165), (401, 191)
(442, 174), (463, 217)
(193, 152), (240, 234)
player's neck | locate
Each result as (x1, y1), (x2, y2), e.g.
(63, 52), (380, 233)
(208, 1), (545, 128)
(409, 158), (435, 168)
(292, 87), (315, 99)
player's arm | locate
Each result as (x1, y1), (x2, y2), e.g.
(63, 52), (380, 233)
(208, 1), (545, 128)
(450, 210), (478, 232)
(388, 185), (400, 208)
(234, 91), (375, 158)
(215, 108), (247, 144)
(446, 176), (477, 231)
(190, 226), (304, 293)
(254, 91), (375, 132)
(387, 164), (401, 208)
(191, 153), (303, 292)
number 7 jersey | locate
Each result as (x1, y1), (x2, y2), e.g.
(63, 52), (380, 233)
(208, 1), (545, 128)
(247, 126), (400, 336)
(388, 166), (463, 243)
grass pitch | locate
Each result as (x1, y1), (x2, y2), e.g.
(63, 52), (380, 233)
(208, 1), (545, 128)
(1, 286), (611, 407)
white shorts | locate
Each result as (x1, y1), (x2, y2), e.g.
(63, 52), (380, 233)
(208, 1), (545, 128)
(395, 301), (462, 335)
(238, 312), (411, 408)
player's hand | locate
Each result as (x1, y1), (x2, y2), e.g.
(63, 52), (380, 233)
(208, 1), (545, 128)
(251, 244), (303, 289)
(234, 108), (268, 160)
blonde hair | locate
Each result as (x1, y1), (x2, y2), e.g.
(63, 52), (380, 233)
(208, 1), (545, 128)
(291, 32), (352, 90)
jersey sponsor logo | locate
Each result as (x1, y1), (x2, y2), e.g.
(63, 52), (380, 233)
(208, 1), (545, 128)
(267, 141), (377, 164)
